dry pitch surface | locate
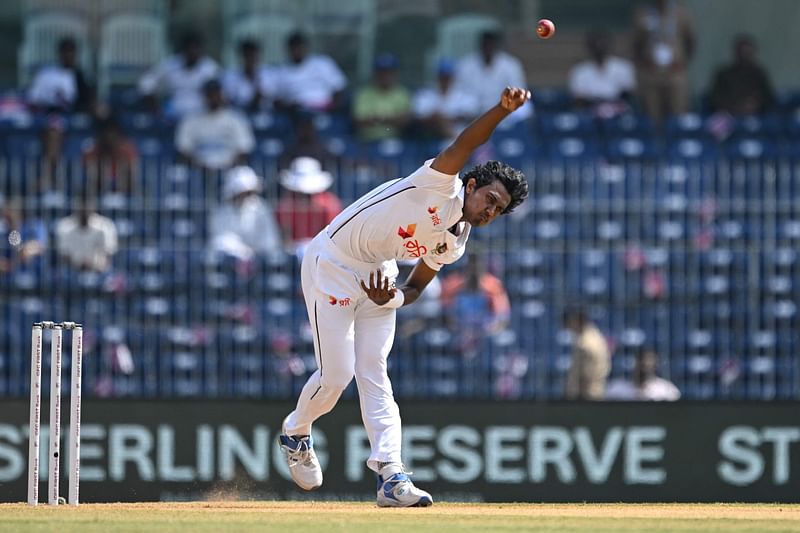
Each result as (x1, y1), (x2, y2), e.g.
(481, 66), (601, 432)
(2, 502), (799, 532)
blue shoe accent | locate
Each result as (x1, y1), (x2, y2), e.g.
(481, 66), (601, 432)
(279, 434), (313, 451)
(381, 473), (411, 502)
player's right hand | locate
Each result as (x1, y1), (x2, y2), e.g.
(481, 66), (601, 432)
(500, 87), (531, 112)
(360, 269), (395, 306)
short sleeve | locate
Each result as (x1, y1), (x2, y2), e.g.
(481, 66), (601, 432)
(408, 159), (461, 198)
(231, 111), (255, 152)
(320, 56), (347, 92)
(138, 59), (166, 95)
(616, 59), (636, 91)
(175, 116), (194, 153)
(422, 254), (445, 271)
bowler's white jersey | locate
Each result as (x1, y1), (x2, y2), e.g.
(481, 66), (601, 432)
(326, 159), (471, 272)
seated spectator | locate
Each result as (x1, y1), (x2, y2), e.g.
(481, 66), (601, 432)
(280, 111), (339, 169)
(440, 249), (510, 358)
(632, 0), (695, 122)
(563, 306), (611, 400)
(82, 116), (139, 196)
(568, 30), (635, 115)
(222, 39), (278, 112)
(37, 115), (66, 192)
(709, 34), (774, 116)
(55, 200), (118, 272)
(208, 166), (283, 262)
(175, 79), (255, 171)
(275, 32), (347, 112)
(27, 36), (94, 114)
(606, 347), (681, 401)
(353, 53), (411, 142)
(0, 199), (47, 274)
(454, 30), (531, 122)
(411, 58), (479, 140)
(138, 31), (219, 119)
(276, 156), (342, 255)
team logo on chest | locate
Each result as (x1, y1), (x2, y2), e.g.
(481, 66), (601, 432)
(428, 206), (442, 226)
(397, 224), (417, 239)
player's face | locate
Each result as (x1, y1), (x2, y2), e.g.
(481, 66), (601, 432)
(463, 178), (512, 227)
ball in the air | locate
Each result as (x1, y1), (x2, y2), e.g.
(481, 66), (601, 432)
(537, 18), (555, 39)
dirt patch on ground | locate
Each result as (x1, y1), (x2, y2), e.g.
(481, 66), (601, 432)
(6, 502), (795, 521)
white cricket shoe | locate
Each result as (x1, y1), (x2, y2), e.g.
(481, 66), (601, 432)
(278, 422), (322, 491)
(376, 468), (433, 508)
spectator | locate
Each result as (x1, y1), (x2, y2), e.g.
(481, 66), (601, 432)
(280, 111), (339, 169)
(222, 39), (278, 112)
(55, 200), (118, 272)
(563, 307), (611, 400)
(412, 58), (480, 140)
(440, 249), (511, 358)
(353, 53), (411, 142)
(27, 36), (94, 114)
(454, 30), (531, 123)
(606, 347), (681, 401)
(275, 32), (347, 112)
(709, 34), (774, 116)
(82, 116), (139, 196)
(209, 166), (283, 262)
(632, 0), (695, 123)
(568, 30), (636, 115)
(175, 79), (255, 171)
(138, 31), (219, 119)
(0, 199), (47, 274)
(276, 156), (342, 255)
(37, 115), (66, 191)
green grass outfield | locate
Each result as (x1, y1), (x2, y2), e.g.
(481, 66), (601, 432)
(1, 502), (799, 533)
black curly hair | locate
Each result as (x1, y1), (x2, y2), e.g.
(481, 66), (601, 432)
(461, 160), (528, 214)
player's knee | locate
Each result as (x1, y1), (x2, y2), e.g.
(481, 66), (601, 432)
(321, 371), (354, 391)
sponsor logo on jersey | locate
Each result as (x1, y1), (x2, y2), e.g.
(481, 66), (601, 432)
(428, 206), (442, 226)
(328, 295), (351, 307)
(397, 224), (417, 239)
(403, 240), (428, 258)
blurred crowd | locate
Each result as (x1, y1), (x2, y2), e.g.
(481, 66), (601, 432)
(4, 0), (789, 401)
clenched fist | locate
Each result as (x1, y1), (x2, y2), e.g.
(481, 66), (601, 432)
(500, 87), (531, 112)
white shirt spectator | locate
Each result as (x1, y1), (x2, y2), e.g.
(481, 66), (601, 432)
(605, 376), (681, 401)
(27, 65), (76, 108)
(412, 85), (479, 121)
(175, 108), (255, 169)
(222, 65), (279, 109)
(568, 56), (636, 102)
(209, 196), (282, 260)
(55, 213), (118, 272)
(276, 55), (347, 110)
(454, 52), (531, 121)
(138, 55), (219, 118)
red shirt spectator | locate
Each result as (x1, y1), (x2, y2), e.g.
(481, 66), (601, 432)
(82, 117), (138, 195)
(276, 157), (342, 252)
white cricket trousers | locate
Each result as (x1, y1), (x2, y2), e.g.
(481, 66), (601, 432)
(283, 231), (402, 472)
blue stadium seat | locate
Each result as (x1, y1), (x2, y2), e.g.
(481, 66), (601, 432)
(538, 111), (596, 138)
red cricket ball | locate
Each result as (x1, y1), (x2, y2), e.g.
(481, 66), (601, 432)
(537, 18), (555, 39)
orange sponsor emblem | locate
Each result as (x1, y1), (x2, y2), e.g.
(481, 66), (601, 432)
(328, 296), (338, 305)
(397, 223), (417, 239)
(427, 206), (438, 214)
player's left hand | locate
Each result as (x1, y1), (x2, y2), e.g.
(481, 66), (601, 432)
(360, 269), (395, 306)
(499, 87), (531, 112)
